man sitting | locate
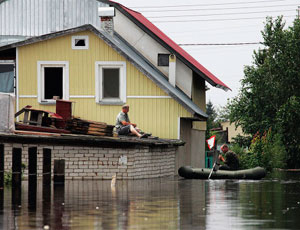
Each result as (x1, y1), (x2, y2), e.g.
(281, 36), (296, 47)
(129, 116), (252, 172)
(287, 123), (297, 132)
(218, 144), (239, 170)
(115, 105), (147, 138)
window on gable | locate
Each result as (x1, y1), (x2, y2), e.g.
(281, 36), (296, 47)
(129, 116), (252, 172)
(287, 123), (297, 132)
(158, 54), (169, 66)
(38, 61), (69, 104)
(95, 61), (126, 105)
(75, 39), (86, 47)
(72, 36), (89, 50)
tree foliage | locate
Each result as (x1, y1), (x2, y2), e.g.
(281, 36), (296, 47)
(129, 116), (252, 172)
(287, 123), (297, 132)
(228, 17), (300, 168)
(206, 100), (218, 132)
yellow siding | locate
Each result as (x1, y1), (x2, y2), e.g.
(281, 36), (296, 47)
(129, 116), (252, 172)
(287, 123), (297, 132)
(18, 30), (194, 139)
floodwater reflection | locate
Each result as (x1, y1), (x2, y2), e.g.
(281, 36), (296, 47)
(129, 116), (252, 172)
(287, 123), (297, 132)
(0, 172), (299, 229)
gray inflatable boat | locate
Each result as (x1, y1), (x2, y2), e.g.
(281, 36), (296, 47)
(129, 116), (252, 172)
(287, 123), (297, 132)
(178, 166), (266, 180)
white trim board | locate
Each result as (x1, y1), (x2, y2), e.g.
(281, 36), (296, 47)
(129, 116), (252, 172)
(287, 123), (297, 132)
(16, 47), (19, 121)
(19, 95), (38, 98)
(127, 96), (171, 99)
(70, 95), (95, 98)
(19, 95), (172, 99)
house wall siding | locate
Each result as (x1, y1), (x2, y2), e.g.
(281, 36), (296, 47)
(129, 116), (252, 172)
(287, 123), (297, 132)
(17, 30), (193, 139)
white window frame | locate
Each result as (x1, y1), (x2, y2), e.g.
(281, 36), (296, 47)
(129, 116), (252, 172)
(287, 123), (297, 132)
(95, 61), (126, 105)
(37, 61), (69, 104)
(72, 35), (89, 50)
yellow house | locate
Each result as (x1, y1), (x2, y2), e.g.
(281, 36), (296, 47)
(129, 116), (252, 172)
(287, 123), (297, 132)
(221, 121), (249, 143)
(4, 25), (201, 138)
(0, 1), (229, 169)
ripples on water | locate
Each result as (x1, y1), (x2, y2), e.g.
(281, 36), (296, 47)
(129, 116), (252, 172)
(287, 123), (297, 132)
(0, 171), (299, 230)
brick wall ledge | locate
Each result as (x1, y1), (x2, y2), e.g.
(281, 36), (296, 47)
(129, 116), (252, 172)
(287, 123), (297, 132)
(0, 132), (185, 148)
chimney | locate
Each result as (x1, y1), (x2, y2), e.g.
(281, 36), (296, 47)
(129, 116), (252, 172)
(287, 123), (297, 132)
(98, 7), (115, 36)
(169, 54), (176, 87)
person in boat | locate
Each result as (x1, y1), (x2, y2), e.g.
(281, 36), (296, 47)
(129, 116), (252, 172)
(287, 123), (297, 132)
(218, 144), (239, 170)
(115, 104), (148, 138)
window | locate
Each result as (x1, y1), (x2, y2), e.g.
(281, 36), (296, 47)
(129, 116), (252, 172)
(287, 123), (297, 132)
(95, 61), (126, 105)
(72, 36), (89, 50)
(0, 62), (14, 93)
(37, 61), (69, 104)
(158, 54), (169, 66)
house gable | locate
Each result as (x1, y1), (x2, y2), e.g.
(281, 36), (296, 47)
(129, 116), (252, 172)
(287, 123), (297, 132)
(114, 7), (194, 98)
(102, 0), (230, 91)
(15, 29), (194, 138)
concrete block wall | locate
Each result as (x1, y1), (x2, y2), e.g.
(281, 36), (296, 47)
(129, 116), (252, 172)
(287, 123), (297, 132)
(2, 143), (176, 180)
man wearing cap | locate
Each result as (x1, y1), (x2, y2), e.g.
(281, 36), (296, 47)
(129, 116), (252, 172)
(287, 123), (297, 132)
(115, 105), (147, 138)
(218, 144), (239, 170)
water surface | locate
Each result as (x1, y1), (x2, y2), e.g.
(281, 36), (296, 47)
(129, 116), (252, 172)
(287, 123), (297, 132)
(1, 171), (300, 229)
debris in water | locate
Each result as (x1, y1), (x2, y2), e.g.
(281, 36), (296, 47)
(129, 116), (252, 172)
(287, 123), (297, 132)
(111, 173), (116, 188)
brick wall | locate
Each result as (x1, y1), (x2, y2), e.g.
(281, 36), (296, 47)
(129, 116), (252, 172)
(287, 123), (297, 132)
(2, 143), (176, 180)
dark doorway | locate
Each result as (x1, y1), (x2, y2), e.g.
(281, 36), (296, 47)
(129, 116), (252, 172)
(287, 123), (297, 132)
(44, 67), (63, 99)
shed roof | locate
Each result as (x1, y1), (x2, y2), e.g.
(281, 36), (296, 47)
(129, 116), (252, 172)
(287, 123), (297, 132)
(0, 24), (208, 119)
(103, 0), (230, 91)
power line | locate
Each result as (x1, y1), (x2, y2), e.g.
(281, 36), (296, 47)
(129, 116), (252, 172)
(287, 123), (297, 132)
(129, 0), (288, 9)
(178, 42), (261, 46)
(137, 3), (298, 13)
(152, 14), (296, 23)
(147, 9), (296, 19)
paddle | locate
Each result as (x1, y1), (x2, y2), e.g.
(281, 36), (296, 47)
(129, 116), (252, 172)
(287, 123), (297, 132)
(208, 150), (220, 179)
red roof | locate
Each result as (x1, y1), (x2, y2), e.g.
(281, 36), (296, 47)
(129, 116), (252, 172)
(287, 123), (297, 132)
(112, 2), (230, 91)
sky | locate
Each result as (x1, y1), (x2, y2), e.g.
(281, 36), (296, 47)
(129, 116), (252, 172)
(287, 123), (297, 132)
(116, 0), (299, 109)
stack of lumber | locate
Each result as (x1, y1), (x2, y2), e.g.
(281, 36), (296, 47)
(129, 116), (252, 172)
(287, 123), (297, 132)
(66, 118), (114, 136)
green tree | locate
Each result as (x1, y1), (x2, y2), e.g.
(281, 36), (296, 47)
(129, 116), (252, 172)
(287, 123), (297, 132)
(206, 100), (217, 130)
(228, 17), (300, 168)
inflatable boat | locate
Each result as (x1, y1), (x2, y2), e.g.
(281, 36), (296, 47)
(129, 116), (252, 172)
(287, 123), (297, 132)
(178, 166), (266, 180)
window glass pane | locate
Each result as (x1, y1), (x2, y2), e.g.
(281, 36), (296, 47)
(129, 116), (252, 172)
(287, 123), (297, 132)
(75, 39), (86, 46)
(0, 64), (14, 93)
(44, 67), (63, 99)
(158, 54), (169, 66)
(102, 68), (119, 98)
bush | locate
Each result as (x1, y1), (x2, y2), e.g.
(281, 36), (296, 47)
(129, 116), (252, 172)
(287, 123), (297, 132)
(4, 163), (27, 185)
(235, 130), (287, 171)
(232, 134), (252, 148)
(4, 171), (12, 185)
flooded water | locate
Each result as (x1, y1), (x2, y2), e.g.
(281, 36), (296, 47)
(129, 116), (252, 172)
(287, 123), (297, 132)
(1, 171), (300, 230)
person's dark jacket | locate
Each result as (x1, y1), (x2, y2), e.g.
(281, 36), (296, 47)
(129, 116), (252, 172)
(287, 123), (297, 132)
(224, 150), (239, 170)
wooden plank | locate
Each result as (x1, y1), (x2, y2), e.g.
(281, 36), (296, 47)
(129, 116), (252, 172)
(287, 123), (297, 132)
(15, 123), (71, 134)
(43, 148), (51, 185)
(12, 148), (22, 188)
(14, 130), (61, 136)
(87, 131), (113, 136)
